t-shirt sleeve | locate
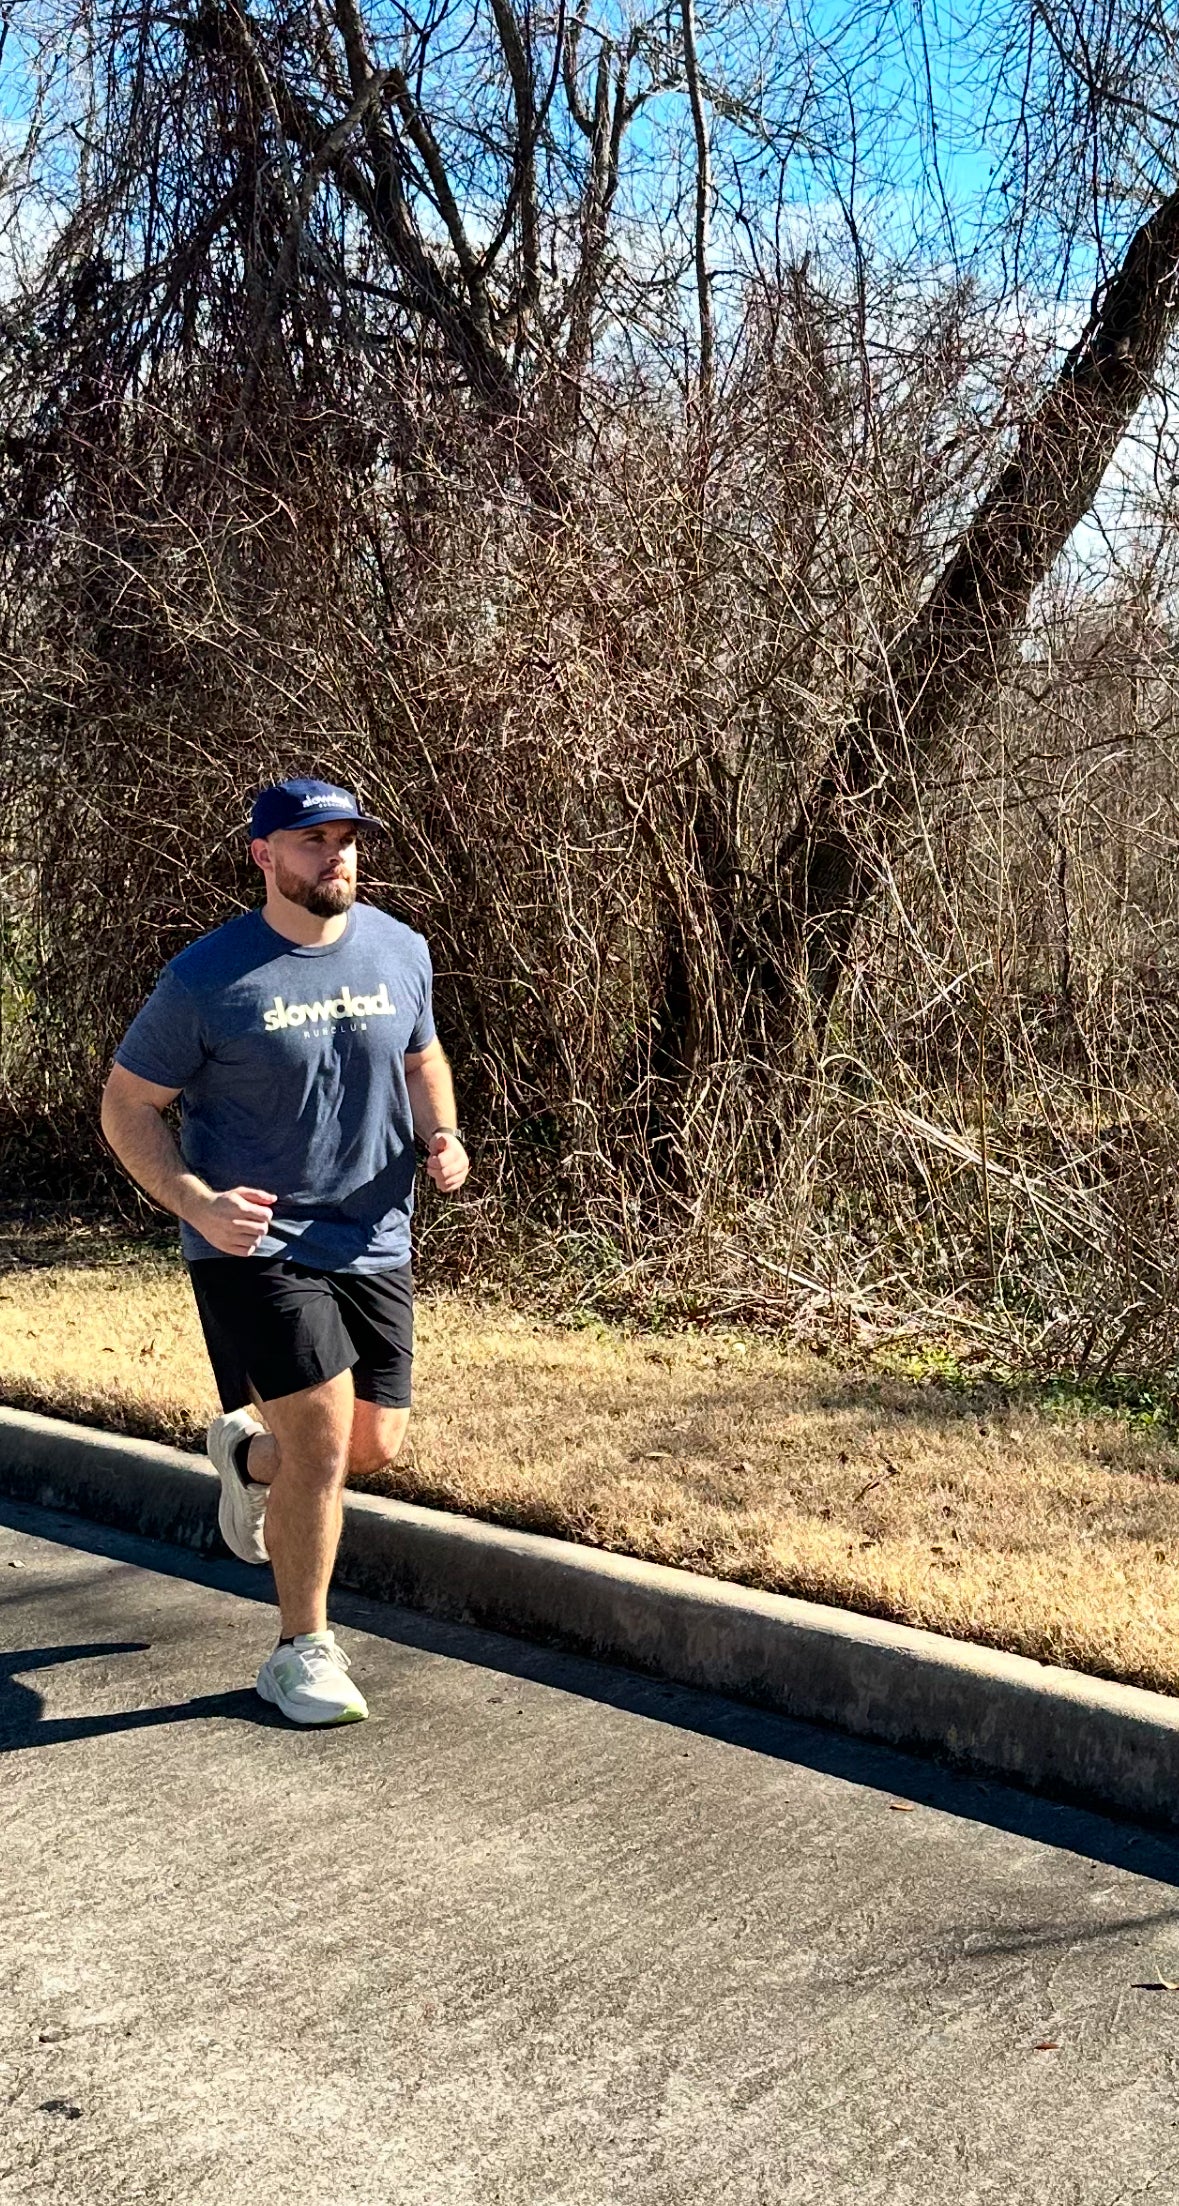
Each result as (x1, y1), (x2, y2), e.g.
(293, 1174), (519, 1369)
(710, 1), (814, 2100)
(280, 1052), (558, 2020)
(407, 942), (437, 1054)
(114, 966), (208, 1090)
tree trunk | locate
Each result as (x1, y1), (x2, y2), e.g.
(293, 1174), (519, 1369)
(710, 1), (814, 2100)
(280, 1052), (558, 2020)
(779, 186), (1179, 1023)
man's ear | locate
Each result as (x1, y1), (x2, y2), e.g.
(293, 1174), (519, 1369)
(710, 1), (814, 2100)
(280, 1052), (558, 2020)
(250, 835), (273, 876)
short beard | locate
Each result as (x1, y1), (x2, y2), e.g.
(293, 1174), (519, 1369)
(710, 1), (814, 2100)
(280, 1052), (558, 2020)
(273, 859), (356, 918)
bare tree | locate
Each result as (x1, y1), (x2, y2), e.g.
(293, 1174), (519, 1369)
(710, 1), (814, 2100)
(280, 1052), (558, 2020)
(782, 184), (1179, 1031)
(8, 0), (1179, 1365)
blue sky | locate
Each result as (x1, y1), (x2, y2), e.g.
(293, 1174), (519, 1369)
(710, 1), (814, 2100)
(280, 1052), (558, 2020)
(0, 0), (1113, 288)
(0, 0), (1164, 585)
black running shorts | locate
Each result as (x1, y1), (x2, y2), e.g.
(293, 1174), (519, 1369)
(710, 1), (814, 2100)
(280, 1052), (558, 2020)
(188, 1256), (414, 1412)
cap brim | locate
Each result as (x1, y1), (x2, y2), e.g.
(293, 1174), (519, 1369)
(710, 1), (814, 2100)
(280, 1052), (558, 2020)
(272, 810), (387, 834)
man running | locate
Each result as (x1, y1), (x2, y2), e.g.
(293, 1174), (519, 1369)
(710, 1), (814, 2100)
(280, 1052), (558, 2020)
(100, 777), (469, 1727)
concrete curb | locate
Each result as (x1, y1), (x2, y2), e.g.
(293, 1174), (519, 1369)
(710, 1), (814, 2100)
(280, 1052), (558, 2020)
(2, 1402), (1178, 1823)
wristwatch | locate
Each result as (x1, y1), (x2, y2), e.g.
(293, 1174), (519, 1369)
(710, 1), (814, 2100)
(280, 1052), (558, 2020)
(432, 1127), (464, 1143)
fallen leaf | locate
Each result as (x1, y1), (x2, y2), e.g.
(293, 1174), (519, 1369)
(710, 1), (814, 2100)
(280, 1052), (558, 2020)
(1133, 1979), (1179, 1991)
(855, 1463), (901, 1504)
(37, 2027), (67, 2044)
(1033, 2040), (1060, 2051)
(889, 1801), (916, 1813)
(6, 1559), (25, 1569)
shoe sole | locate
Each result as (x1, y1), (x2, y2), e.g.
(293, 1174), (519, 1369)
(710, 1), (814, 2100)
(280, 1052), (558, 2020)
(208, 1416), (269, 1565)
(216, 1481), (269, 1566)
(256, 1671), (368, 1726)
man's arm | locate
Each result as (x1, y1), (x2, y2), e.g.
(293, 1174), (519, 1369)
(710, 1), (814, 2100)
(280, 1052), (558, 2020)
(403, 1039), (469, 1194)
(100, 1063), (277, 1256)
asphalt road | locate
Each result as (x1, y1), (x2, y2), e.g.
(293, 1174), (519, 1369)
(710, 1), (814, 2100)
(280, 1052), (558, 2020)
(3, 1496), (1179, 2206)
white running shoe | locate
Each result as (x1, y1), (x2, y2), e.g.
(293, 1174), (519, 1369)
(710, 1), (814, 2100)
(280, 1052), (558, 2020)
(256, 1633), (369, 1726)
(206, 1408), (269, 1565)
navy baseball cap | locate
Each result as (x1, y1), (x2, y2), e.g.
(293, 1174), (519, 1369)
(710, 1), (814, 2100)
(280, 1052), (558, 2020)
(249, 777), (385, 840)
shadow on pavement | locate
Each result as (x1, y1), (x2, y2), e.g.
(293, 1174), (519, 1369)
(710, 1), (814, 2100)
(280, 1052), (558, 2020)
(0, 1637), (280, 1749)
(4, 1493), (1179, 1888)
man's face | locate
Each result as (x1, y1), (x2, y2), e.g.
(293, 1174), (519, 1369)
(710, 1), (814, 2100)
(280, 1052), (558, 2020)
(257, 822), (360, 916)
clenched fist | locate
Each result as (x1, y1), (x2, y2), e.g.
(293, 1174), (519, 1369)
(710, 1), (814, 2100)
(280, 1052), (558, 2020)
(425, 1132), (469, 1194)
(189, 1185), (277, 1256)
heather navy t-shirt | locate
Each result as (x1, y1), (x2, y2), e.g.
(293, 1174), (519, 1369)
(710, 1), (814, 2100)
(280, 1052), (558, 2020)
(115, 904), (436, 1271)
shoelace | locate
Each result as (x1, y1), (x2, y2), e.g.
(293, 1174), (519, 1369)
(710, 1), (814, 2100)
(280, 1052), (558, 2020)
(283, 1637), (352, 1679)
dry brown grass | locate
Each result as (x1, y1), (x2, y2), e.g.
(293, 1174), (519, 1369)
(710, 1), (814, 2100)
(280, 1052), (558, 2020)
(3, 1252), (1179, 1695)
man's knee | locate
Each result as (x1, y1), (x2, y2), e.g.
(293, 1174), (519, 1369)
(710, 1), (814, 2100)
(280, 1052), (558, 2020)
(348, 1404), (410, 1475)
(278, 1439), (351, 1488)
(264, 1374), (354, 1486)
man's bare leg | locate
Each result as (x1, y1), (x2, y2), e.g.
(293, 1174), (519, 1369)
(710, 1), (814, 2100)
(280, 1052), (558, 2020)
(245, 1400), (409, 1485)
(347, 1401), (410, 1474)
(255, 1372), (354, 1638)
(243, 1389), (409, 1637)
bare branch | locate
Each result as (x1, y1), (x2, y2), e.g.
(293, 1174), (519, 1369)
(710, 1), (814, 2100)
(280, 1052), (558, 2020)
(681, 0), (714, 427)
